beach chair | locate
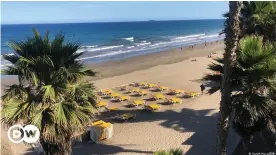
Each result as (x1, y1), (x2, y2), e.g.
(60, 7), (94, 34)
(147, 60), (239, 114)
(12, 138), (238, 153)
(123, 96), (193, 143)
(186, 92), (200, 98)
(165, 97), (182, 104)
(153, 86), (168, 91)
(148, 84), (158, 88)
(131, 88), (141, 93)
(100, 89), (113, 96)
(130, 99), (145, 107)
(168, 89), (185, 95)
(109, 93), (121, 98)
(139, 82), (148, 87)
(115, 113), (136, 122)
(144, 104), (161, 111)
(130, 82), (146, 87)
(134, 90), (149, 96)
(149, 94), (165, 100)
(118, 85), (128, 91)
(118, 96), (131, 101)
(123, 88), (133, 94)
(95, 101), (108, 108)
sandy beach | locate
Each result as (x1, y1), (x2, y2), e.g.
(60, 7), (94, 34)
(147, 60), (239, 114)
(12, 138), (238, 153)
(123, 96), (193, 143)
(1, 41), (240, 155)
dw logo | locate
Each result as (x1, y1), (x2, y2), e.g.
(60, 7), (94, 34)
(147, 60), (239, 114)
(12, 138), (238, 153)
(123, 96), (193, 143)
(8, 124), (40, 144)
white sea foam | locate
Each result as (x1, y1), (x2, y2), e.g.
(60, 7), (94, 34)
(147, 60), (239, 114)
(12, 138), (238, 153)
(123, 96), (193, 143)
(81, 45), (98, 48)
(79, 49), (137, 60)
(77, 45), (124, 53)
(141, 41), (147, 43)
(174, 34), (205, 40)
(121, 37), (134, 41)
(199, 34), (220, 39)
(127, 46), (135, 49)
(135, 42), (151, 46)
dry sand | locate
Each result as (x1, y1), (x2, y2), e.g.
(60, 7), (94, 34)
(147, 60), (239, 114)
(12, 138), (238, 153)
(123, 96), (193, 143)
(1, 41), (240, 155)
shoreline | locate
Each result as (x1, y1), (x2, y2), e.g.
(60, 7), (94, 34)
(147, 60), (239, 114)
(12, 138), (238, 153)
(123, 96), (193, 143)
(86, 40), (224, 80)
(1, 40), (224, 86)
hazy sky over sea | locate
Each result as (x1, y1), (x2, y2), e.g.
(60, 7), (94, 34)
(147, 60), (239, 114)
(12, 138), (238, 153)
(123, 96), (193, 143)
(1, 1), (228, 24)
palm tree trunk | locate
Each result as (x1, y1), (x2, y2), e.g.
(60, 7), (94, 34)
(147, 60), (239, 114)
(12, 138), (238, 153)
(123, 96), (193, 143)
(61, 138), (72, 155)
(242, 135), (253, 155)
(216, 2), (242, 155)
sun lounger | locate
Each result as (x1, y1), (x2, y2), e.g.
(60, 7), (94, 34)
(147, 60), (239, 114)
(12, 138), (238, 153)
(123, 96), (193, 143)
(109, 93), (121, 98)
(148, 84), (158, 88)
(149, 94), (165, 100)
(185, 92), (200, 98)
(118, 96), (131, 101)
(153, 86), (168, 91)
(131, 88), (141, 93)
(130, 82), (147, 87)
(144, 104), (161, 111)
(168, 89), (185, 95)
(165, 97), (182, 104)
(130, 100), (145, 106)
(119, 85), (128, 91)
(139, 82), (148, 87)
(134, 90), (149, 96)
(96, 101), (108, 108)
(115, 113), (136, 122)
(99, 89), (113, 96)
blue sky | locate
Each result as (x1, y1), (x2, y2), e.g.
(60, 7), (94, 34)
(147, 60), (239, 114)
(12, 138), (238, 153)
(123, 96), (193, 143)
(1, 1), (228, 24)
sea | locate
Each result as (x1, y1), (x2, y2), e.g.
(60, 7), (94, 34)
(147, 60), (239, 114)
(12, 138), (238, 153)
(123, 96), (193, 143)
(1, 19), (225, 67)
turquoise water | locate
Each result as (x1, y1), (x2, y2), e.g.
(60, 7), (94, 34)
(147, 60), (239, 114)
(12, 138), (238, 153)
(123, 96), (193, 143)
(1, 19), (225, 65)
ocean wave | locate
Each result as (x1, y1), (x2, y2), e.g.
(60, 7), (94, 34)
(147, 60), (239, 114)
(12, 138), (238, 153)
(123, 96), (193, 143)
(79, 49), (137, 60)
(199, 34), (220, 39)
(78, 45), (124, 53)
(135, 42), (151, 46)
(141, 41), (147, 43)
(174, 33), (205, 40)
(127, 46), (135, 49)
(81, 45), (98, 48)
(121, 37), (134, 41)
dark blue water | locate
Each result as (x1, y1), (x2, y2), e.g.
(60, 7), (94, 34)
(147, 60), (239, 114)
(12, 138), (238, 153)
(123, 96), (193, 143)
(1, 19), (225, 65)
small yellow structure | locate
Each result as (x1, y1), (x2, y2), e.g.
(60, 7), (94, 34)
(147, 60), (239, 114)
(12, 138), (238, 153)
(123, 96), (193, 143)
(168, 89), (185, 94)
(96, 101), (107, 108)
(153, 86), (168, 91)
(131, 100), (145, 106)
(110, 93), (121, 98)
(89, 120), (113, 143)
(145, 103), (161, 111)
(150, 94), (165, 100)
(119, 96), (131, 101)
(135, 90), (149, 96)
(185, 92), (200, 98)
(166, 97), (182, 104)
(100, 89), (113, 95)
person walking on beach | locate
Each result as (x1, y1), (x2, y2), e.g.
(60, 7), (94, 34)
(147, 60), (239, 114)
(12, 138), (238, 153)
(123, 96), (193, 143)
(180, 47), (182, 51)
(205, 41), (207, 46)
(200, 84), (205, 94)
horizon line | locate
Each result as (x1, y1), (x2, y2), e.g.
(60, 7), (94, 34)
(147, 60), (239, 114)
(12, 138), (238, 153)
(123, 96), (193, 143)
(2, 18), (225, 25)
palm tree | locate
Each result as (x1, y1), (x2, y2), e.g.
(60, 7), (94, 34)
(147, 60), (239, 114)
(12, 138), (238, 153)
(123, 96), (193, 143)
(231, 36), (276, 154)
(216, 1), (242, 155)
(204, 36), (276, 155)
(222, 1), (276, 42)
(1, 29), (97, 155)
